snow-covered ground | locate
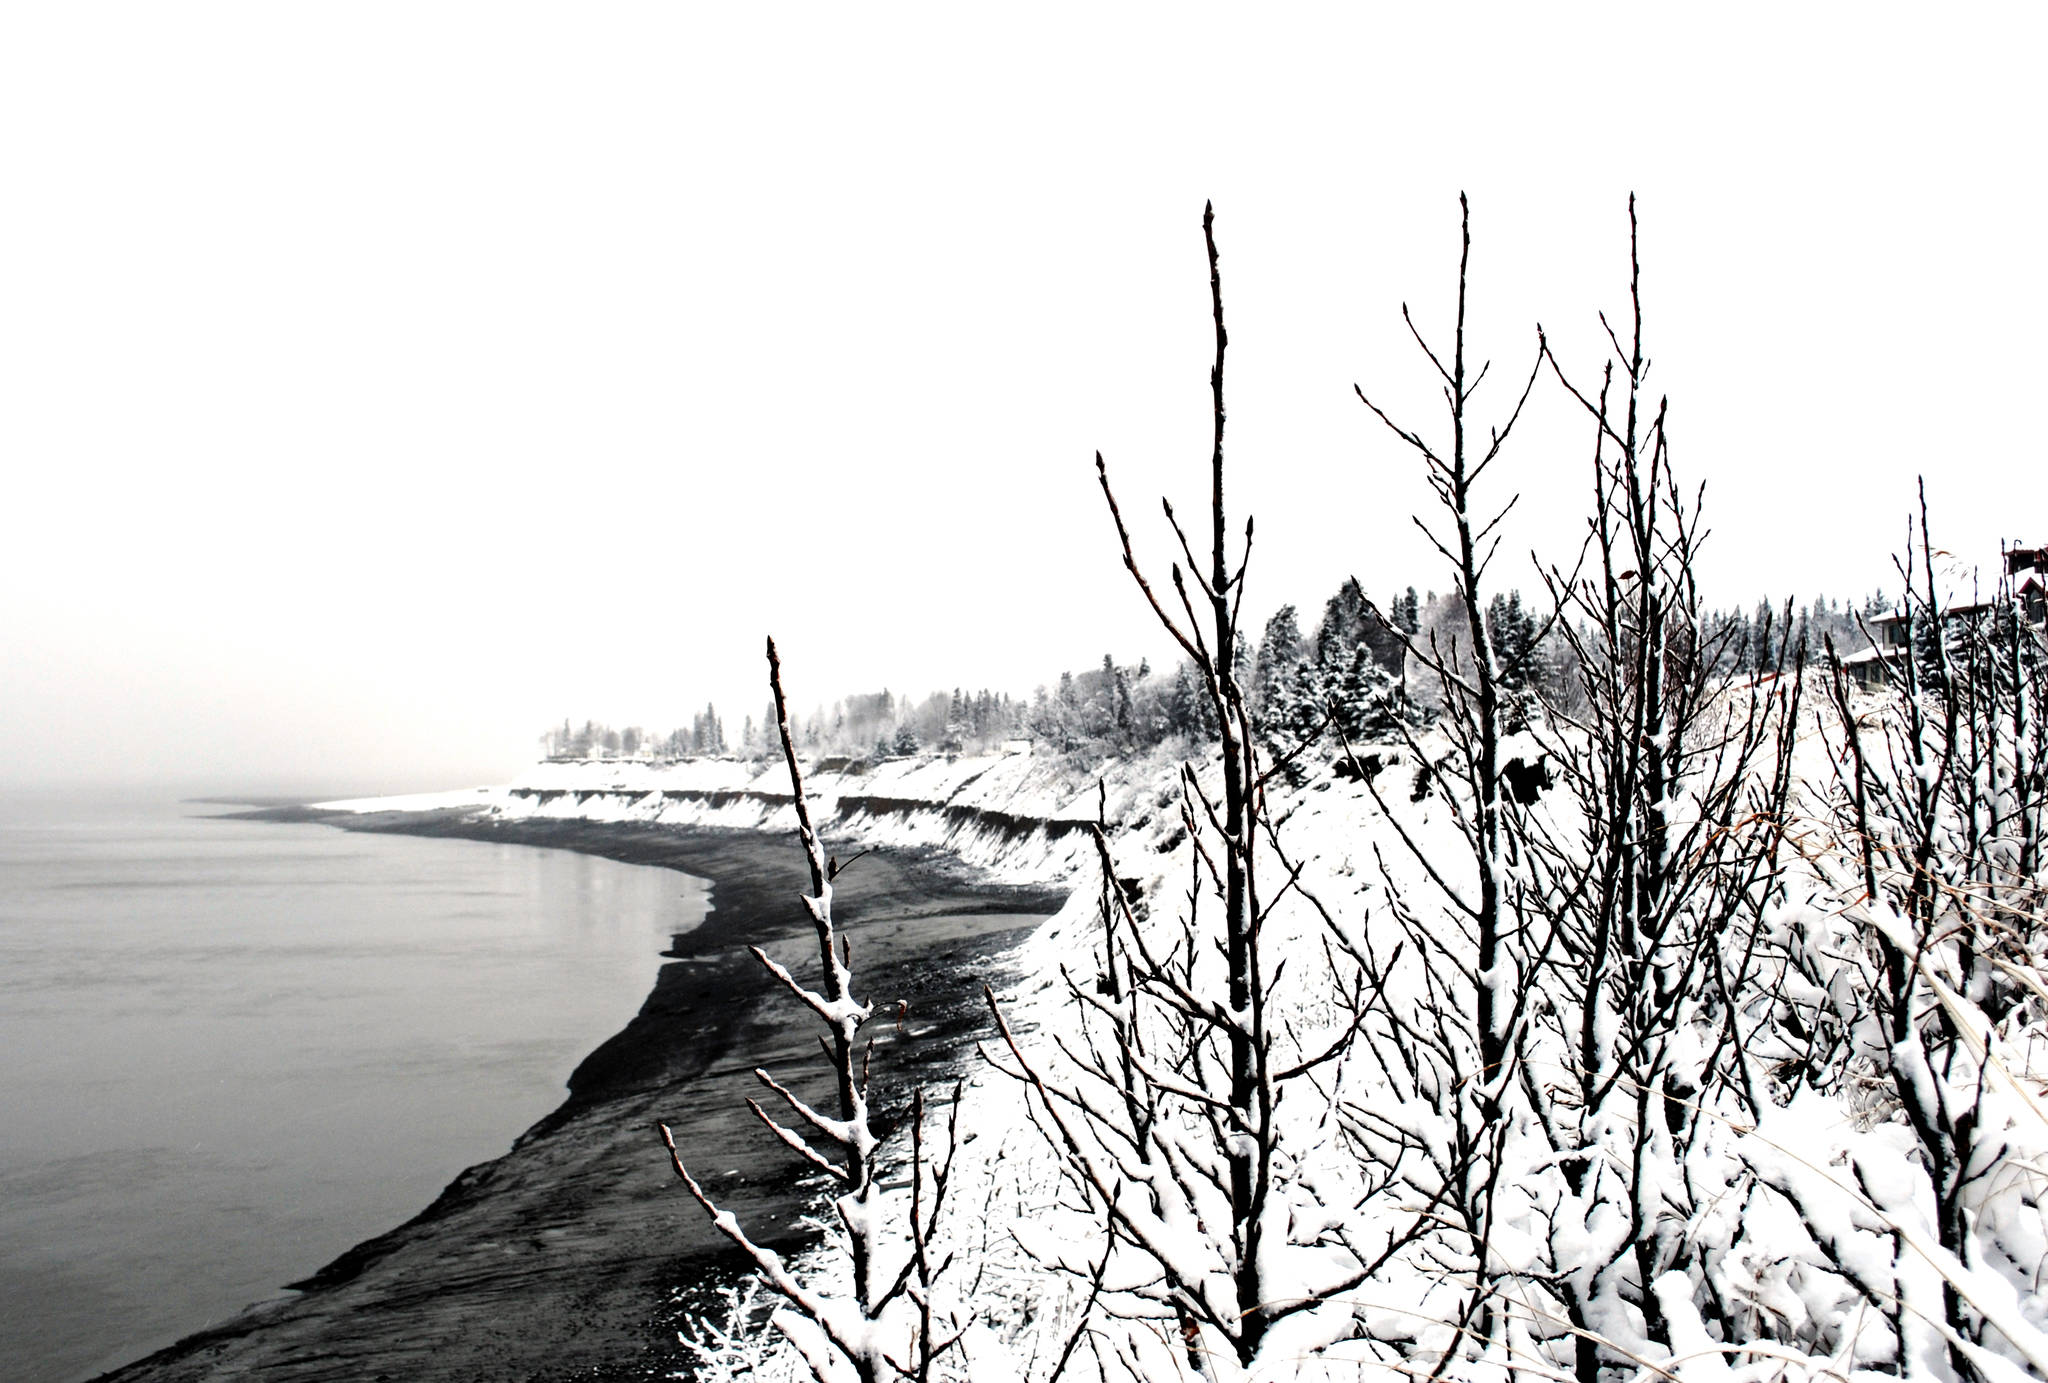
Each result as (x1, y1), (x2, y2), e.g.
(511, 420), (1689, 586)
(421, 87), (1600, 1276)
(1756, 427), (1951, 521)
(324, 715), (2048, 1383)
(687, 708), (2048, 1383)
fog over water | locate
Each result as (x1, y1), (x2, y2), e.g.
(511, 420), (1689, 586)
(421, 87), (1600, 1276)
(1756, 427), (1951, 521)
(0, 790), (706, 1383)
(2, 7), (2041, 793)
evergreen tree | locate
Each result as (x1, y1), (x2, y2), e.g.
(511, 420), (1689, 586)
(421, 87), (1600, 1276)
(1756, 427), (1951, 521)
(1749, 598), (1774, 674)
(1332, 643), (1398, 741)
(1484, 590), (1538, 691)
(1252, 604), (1306, 719)
(1092, 654), (1120, 738)
(893, 723), (921, 756)
(1270, 655), (1330, 750)
(1165, 662), (1218, 741)
(1165, 666), (1197, 738)
(1315, 577), (1371, 669)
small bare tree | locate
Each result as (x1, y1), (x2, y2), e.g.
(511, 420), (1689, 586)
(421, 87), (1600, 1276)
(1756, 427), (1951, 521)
(1795, 488), (2048, 1377)
(985, 203), (1387, 1378)
(1328, 197), (1822, 1377)
(1335, 192), (1552, 1365)
(661, 637), (973, 1383)
(1513, 198), (1810, 1377)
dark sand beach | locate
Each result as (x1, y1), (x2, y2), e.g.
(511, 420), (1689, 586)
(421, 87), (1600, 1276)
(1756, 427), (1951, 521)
(94, 809), (1064, 1383)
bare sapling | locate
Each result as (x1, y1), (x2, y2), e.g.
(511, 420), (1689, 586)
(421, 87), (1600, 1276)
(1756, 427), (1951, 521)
(661, 637), (974, 1383)
(1517, 196), (1810, 1377)
(983, 203), (1382, 1378)
(1797, 486), (2048, 1378)
(1339, 191), (1551, 1366)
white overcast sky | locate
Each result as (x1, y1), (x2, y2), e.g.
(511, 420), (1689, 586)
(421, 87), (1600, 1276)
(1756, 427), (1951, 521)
(2, 4), (2041, 793)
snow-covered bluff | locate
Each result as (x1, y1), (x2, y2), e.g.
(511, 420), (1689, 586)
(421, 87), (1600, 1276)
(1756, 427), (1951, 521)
(314, 747), (1185, 888)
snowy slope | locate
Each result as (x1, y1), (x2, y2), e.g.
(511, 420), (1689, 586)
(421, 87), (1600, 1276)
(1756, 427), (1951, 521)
(323, 713), (2048, 1382)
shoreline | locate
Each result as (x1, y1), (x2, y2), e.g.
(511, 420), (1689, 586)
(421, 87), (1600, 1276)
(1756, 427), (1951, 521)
(95, 808), (1065, 1382)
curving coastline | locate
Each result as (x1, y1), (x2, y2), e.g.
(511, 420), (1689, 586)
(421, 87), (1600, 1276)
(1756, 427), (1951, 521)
(93, 808), (1064, 1383)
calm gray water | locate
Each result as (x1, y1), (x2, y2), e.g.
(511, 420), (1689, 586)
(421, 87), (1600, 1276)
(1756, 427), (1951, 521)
(0, 790), (708, 1383)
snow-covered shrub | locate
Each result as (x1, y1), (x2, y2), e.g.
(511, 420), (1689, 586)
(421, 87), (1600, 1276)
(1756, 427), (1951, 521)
(661, 207), (2048, 1383)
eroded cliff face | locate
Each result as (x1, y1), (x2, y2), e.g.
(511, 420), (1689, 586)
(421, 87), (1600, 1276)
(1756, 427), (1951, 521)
(319, 745), (1195, 886)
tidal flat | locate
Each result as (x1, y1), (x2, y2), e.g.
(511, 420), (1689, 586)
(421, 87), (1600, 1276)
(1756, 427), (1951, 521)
(92, 809), (1060, 1383)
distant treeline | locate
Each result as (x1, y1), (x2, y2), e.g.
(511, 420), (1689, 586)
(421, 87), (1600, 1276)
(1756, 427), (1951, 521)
(541, 583), (1880, 764)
